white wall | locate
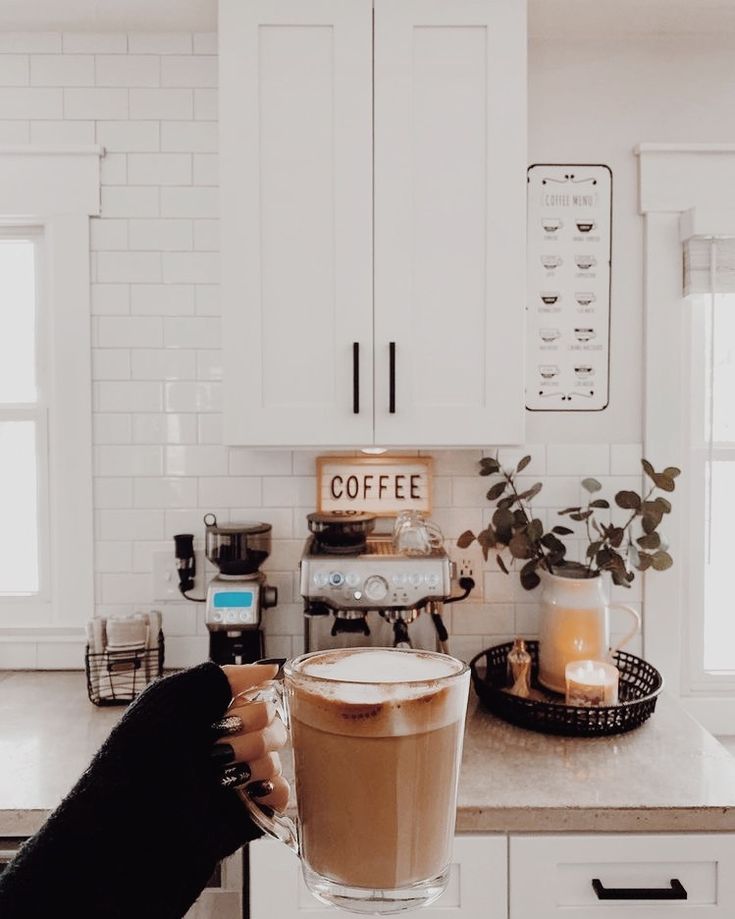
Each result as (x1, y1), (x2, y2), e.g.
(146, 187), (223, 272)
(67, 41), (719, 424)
(3, 28), (729, 667)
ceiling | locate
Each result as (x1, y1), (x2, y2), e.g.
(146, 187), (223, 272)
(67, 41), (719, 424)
(0, 0), (734, 36)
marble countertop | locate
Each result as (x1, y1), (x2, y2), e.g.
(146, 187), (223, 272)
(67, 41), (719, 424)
(2, 670), (735, 837)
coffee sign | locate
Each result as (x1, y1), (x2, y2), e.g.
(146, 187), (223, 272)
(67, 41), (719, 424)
(317, 456), (432, 516)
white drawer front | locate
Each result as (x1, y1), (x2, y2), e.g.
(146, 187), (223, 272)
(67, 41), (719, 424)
(511, 834), (735, 918)
(251, 835), (507, 919)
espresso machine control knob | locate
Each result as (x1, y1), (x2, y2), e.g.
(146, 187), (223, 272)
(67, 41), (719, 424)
(364, 575), (389, 602)
(263, 585), (278, 609)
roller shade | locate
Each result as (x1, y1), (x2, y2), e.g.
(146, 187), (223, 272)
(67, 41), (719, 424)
(683, 236), (735, 295)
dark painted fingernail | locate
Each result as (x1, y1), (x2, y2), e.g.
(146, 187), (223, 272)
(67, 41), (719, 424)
(248, 780), (274, 799)
(211, 715), (243, 739)
(210, 743), (236, 765)
(256, 658), (287, 678)
(220, 762), (252, 789)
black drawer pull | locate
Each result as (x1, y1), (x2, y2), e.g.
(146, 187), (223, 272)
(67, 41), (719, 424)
(592, 878), (687, 901)
(389, 341), (396, 414)
(352, 342), (360, 414)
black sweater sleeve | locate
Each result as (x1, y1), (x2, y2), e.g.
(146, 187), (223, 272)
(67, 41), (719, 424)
(0, 663), (262, 919)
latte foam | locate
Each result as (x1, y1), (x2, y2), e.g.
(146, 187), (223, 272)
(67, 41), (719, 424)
(296, 648), (461, 684)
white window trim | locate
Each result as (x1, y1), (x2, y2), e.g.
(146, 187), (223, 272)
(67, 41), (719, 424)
(638, 143), (735, 732)
(0, 146), (101, 641)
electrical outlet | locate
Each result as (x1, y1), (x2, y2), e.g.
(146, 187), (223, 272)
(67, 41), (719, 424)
(452, 543), (484, 600)
(152, 550), (207, 601)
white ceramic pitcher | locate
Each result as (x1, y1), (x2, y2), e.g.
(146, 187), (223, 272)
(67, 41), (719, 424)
(537, 569), (641, 694)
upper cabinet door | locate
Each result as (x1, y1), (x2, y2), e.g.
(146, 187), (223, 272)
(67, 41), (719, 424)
(373, 0), (526, 447)
(220, 0), (373, 446)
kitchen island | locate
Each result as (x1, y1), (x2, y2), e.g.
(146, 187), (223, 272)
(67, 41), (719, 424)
(2, 669), (735, 837)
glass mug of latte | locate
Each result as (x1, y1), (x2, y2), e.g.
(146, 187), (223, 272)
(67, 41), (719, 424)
(233, 648), (470, 914)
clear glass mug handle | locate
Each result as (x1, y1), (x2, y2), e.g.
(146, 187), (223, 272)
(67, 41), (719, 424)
(424, 520), (444, 548)
(229, 681), (299, 854)
(609, 603), (642, 656)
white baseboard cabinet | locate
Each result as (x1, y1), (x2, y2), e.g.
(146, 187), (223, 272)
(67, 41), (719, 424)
(250, 833), (735, 919)
(249, 835), (508, 919)
(510, 834), (735, 918)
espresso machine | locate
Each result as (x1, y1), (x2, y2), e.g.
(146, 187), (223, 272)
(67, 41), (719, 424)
(176, 514), (278, 664)
(300, 511), (473, 652)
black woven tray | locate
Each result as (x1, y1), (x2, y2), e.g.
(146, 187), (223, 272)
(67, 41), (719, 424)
(470, 641), (663, 737)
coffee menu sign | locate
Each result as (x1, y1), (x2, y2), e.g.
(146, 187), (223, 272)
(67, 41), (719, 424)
(526, 164), (612, 412)
(317, 456), (432, 516)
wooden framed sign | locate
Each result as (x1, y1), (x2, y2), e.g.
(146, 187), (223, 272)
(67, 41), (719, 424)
(317, 456), (432, 516)
(526, 164), (612, 411)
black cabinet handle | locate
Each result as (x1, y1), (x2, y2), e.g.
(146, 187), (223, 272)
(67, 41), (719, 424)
(352, 342), (359, 414)
(389, 341), (396, 414)
(592, 878), (687, 901)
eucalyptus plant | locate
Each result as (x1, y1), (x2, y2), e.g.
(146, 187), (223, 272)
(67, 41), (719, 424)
(457, 456), (680, 590)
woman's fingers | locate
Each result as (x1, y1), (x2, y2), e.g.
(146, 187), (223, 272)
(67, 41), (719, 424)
(216, 718), (287, 764)
(221, 663), (278, 698)
(213, 700), (275, 737)
(244, 775), (290, 812)
(219, 752), (283, 789)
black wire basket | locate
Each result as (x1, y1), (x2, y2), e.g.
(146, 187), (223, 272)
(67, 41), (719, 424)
(85, 632), (165, 706)
(470, 640), (663, 737)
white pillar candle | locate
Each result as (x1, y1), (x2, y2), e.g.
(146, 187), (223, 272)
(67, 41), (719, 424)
(565, 659), (619, 707)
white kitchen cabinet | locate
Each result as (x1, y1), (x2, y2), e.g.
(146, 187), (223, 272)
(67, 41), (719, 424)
(220, 0), (526, 448)
(249, 835), (508, 919)
(510, 834), (735, 918)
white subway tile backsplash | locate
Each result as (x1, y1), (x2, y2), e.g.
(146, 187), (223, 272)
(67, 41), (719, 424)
(131, 284), (195, 316)
(193, 153), (217, 185)
(128, 153), (192, 186)
(94, 477), (134, 509)
(0, 33), (60, 53)
(102, 186), (160, 218)
(197, 414), (222, 444)
(65, 87), (128, 119)
(193, 219), (218, 251)
(165, 636), (209, 668)
(63, 33), (127, 54)
(160, 186), (218, 217)
(129, 87), (193, 119)
(128, 33), (192, 54)
(101, 572), (154, 604)
(163, 252), (218, 284)
(95, 444), (164, 476)
(194, 285), (219, 315)
(0, 55), (29, 86)
(91, 218), (128, 251)
(263, 477), (316, 508)
(95, 540), (134, 572)
(100, 152), (128, 184)
(30, 54), (92, 86)
(97, 316), (163, 348)
(546, 443), (611, 476)
(92, 348), (131, 380)
(0, 120), (29, 142)
(133, 412), (198, 445)
(199, 476), (261, 508)
(193, 33), (217, 54)
(128, 218), (193, 250)
(95, 54), (160, 87)
(611, 443), (644, 475)
(164, 316), (220, 349)
(97, 251), (162, 284)
(161, 55), (217, 87)
(195, 350), (221, 381)
(164, 507), (225, 537)
(194, 88), (217, 121)
(30, 118), (94, 144)
(165, 381), (222, 412)
(132, 348), (196, 380)
(99, 509), (165, 540)
(0, 87), (62, 118)
(92, 283), (130, 315)
(166, 444), (227, 476)
(93, 413), (132, 444)
(134, 476), (198, 508)
(97, 119), (160, 151)
(95, 381), (163, 413)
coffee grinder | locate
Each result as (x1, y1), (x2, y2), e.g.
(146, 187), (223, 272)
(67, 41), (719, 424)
(176, 514), (278, 664)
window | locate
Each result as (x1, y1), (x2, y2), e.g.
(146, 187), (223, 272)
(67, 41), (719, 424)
(0, 231), (48, 605)
(0, 147), (100, 641)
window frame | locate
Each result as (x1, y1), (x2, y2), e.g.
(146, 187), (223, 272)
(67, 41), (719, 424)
(0, 146), (101, 640)
(639, 143), (735, 731)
